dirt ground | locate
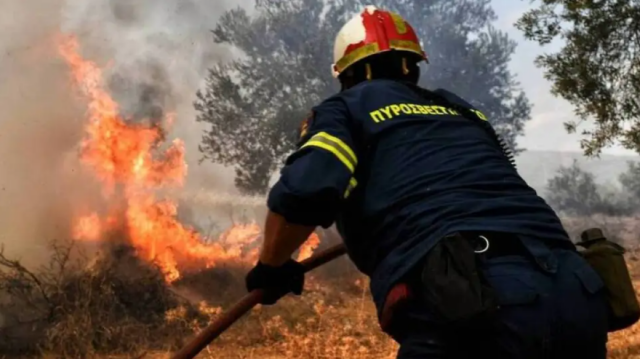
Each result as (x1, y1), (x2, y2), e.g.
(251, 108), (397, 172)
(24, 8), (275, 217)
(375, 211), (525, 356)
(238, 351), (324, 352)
(1, 241), (639, 359)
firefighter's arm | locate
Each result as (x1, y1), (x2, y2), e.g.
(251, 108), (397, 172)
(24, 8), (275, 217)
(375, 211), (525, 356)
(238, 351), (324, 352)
(260, 97), (358, 264)
(259, 211), (315, 266)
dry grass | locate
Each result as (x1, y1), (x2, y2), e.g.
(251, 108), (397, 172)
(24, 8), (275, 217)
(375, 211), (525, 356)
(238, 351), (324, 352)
(0, 240), (207, 358)
(173, 269), (640, 359)
(0, 237), (639, 358)
(608, 264), (640, 359)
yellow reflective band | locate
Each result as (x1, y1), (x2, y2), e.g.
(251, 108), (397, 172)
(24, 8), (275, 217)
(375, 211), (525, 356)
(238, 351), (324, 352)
(302, 141), (355, 173)
(314, 132), (357, 165)
(389, 12), (407, 34)
(389, 39), (424, 57)
(335, 43), (380, 74)
(301, 132), (358, 173)
(344, 177), (358, 198)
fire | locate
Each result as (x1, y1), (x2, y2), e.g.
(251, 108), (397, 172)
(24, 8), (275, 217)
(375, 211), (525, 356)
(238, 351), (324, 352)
(59, 35), (318, 282)
(297, 233), (320, 261)
(72, 213), (102, 241)
(58, 38), (184, 194)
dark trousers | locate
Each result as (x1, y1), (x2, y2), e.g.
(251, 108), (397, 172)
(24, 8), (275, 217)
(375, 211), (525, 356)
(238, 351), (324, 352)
(392, 235), (609, 359)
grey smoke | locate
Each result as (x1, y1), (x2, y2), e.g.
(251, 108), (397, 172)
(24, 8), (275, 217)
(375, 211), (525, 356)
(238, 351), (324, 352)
(60, 0), (263, 226)
(0, 0), (258, 262)
(59, 0), (247, 157)
(107, 62), (173, 125)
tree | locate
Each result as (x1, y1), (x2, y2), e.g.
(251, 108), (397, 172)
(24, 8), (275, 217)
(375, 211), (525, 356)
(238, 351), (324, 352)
(195, 0), (531, 194)
(545, 160), (632, 216)
(516, 1), (640, 156)
(619, 161), (640, 200)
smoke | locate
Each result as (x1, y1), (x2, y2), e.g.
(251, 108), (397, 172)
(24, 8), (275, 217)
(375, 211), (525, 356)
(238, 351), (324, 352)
(59, 0), (266, 228)
(58, 0), (249, 185)
(0, 0), (259, 263)
(0, 0), (90, 264)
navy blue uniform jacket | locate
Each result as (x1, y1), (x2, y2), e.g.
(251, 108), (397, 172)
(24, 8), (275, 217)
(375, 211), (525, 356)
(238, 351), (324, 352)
(267, 79), (570, 317)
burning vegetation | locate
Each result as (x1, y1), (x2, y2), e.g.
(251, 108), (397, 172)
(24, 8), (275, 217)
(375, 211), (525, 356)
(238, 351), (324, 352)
(0, 35), (638, 359)
(0, 35), (323, 357)
(58, 34), (319, 284)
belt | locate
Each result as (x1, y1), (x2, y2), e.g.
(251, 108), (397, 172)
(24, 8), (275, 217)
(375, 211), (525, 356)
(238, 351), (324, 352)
(459, 231), (529, 259)
(381, 231), (522, 337)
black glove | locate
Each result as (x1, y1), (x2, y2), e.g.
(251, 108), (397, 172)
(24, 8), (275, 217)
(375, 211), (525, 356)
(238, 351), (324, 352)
(245, 259), (305, 305)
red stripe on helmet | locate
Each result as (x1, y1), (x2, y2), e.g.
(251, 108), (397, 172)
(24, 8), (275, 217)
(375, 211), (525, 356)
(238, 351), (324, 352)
(364, 9), (390, 51)
(342, 9), (424, 59)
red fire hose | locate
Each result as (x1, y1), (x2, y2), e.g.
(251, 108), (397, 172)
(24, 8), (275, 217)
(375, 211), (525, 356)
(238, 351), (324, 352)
(170, 243), (347, 359)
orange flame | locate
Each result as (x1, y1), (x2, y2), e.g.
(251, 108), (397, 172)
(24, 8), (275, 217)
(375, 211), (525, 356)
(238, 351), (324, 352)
(297, 233), (320, 261)
(58, 38), (185, 194)
(59, 35), (318, 282)
(72, 213), (102, 241)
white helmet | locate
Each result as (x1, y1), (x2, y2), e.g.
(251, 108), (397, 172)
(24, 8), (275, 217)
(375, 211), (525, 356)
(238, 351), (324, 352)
(331, 6), (428, 78)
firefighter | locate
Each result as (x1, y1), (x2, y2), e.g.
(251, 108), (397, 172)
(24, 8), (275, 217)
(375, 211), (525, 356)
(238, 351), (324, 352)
(245, 5), (609, 358)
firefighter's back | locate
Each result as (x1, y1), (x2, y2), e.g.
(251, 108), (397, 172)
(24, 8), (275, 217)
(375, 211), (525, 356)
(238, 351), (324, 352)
(316, 6), (609, 358)
(330, 79), (608, 358)
(335, 79), (568, 279)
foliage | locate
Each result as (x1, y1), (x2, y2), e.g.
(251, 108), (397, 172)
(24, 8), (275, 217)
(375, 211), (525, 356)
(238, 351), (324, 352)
(620, 161), (640, 199)
(195, 0), (531, 194)
(545, 160), (637, 216)
(516, 1), (640, 156)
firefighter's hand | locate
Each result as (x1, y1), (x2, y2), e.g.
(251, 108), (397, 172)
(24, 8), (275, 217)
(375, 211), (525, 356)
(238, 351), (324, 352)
(245, 260), (305, 305)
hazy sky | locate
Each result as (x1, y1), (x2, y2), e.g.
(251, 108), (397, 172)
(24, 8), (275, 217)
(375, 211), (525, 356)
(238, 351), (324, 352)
(490, 1), (635, 156)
